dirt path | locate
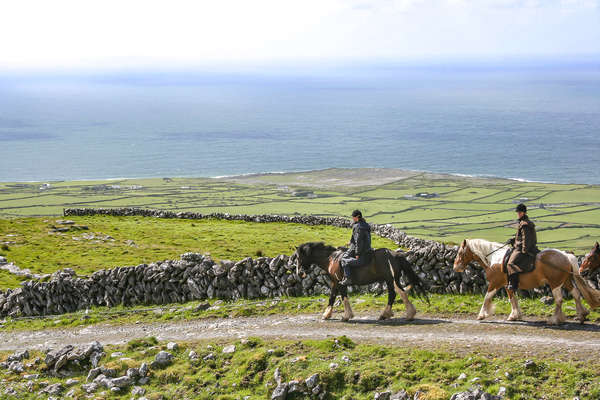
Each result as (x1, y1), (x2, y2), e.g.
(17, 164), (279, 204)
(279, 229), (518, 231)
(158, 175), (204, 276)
(3, 313), (600, 360)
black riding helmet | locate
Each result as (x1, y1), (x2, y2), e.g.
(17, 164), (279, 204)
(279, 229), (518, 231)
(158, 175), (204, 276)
(351, 210), (362, 218)
(515, 203), (527, 213)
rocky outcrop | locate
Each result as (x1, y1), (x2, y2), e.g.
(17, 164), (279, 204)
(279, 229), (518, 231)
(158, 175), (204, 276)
(0, 342), (156, 397)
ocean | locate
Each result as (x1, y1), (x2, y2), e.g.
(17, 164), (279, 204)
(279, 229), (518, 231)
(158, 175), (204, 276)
(1, 62), (599, 183)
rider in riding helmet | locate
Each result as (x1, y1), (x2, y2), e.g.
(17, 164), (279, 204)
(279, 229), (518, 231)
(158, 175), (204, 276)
(339, 210), (372, 286)
(505, 203), (537, 291)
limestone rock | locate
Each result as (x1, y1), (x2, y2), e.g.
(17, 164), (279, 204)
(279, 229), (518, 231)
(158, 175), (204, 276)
(271, 382), (288, 400)
(222, 345), (235, 354)
(305, 373), (320, 389)
(151, 351), (174, 368)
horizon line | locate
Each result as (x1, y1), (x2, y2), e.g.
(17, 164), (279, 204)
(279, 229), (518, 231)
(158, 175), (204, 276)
(1, 54), (600, 76)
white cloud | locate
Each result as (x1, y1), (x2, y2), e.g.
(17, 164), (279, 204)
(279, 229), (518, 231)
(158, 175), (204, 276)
(0, 0), (598, 70)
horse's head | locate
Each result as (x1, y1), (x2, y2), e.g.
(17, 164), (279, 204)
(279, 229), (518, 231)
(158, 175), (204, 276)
(294, 244), (310, 278)
(580, 242), (600, 276)
(453, 239), (475, 272)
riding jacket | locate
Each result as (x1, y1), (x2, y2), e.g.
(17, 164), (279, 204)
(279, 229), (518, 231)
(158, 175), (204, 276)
(348, 218), (372, 258)
(514, 215), (537, 256)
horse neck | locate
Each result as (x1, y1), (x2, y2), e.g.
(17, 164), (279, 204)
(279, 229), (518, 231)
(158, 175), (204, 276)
(311, 249), (335, 271)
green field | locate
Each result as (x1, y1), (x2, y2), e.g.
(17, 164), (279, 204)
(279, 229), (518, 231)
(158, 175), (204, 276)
(1, 168), (599, 253)
(0, 216), (397, 290)
(0, 335), (597, 399)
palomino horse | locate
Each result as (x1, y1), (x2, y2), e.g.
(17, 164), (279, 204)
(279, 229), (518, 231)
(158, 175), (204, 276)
(453, 239), (600, 324)
(294, 242), (428, 321)
(580, 242), (600, 275)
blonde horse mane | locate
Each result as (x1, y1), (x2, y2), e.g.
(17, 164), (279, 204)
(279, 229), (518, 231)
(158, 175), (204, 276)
(465, 239), (505, 268)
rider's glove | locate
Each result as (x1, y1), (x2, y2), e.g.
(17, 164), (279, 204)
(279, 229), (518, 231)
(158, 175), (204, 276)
(505, 238), (515, 246)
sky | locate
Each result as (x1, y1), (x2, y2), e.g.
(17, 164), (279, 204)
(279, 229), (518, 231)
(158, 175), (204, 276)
(0, 0), (599, 71)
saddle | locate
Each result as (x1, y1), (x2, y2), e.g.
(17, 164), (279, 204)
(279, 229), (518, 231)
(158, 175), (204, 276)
(501, 248), (513, 273)
(502, 247), (540, 274)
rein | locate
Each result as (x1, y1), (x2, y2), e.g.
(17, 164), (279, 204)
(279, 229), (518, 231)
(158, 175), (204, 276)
(485, 243), (508, 258)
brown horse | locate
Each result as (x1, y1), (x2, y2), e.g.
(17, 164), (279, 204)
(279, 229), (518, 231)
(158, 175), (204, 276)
(580, 242), (600, 275)
(453, 239), (600, 324)
(294, 242), (428, 321)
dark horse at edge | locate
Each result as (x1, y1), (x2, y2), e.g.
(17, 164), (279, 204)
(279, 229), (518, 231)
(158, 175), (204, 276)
(294, 242), (428, 321)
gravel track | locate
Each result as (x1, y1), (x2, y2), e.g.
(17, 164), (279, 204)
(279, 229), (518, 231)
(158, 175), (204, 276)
(3, 312), (600, 360)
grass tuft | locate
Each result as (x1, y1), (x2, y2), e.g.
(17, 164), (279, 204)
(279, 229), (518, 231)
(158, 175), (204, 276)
(126, 336), (158, 351)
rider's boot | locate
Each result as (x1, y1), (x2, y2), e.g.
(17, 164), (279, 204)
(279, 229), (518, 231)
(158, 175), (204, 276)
(339, 264), (352, 286)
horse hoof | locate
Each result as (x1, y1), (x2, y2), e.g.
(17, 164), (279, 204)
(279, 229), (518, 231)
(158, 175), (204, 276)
(477, 314), (486, 320)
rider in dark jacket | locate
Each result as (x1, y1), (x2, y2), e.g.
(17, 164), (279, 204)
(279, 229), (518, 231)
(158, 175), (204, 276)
(340, 210), (372, 286)
(505, 203), (538, 291)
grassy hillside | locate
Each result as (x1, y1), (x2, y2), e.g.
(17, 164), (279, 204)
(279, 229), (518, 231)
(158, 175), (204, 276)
(1, 169), (598, 253)
(0, 336), (597, 399)
(0, 216), (397, 289)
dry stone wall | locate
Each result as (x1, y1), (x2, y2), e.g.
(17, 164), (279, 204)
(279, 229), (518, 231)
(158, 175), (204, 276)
(0, 207), (596, 318)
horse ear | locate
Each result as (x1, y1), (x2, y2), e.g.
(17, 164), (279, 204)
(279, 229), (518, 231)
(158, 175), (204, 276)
(461, 239), (467, 247)
(595, 242), (600, 251)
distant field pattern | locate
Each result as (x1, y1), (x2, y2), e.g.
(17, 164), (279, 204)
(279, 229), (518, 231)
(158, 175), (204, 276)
(1, 168), (599, 252)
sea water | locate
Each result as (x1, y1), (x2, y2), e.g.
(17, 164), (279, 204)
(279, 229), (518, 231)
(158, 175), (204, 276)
(1, 63), (599, 183)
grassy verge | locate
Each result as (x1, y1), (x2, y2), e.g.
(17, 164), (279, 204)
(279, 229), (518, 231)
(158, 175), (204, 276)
(0, 336), (598, 399)
(2, 293), (599, 332)
(0, 216), (396, 289)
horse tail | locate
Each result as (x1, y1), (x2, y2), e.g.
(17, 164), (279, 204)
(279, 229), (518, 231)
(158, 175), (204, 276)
(571, 262), (600, 309)
(391, 251), (430, 304)
(562, 253), (600, 309)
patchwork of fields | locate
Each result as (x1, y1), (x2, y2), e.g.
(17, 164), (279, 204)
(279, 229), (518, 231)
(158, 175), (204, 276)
(1, 168), (599, 253)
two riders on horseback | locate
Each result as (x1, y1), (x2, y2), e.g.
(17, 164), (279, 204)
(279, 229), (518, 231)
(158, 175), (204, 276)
(340, 204), (540, 295)
(297, 205), (600, 324)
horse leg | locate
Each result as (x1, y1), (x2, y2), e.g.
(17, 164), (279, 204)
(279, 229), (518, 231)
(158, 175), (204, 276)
(506, 289), (522, 321)
(393, 280), (416, 320)
(548, 286), (567, 325)
(565, 279), (589, 324)
(339, 285), (354, 322)
(322, 283), (337, 320)
(478, 287), (498, 320)
(379, 280), (396, 320)
(570, 285), (589, 323)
